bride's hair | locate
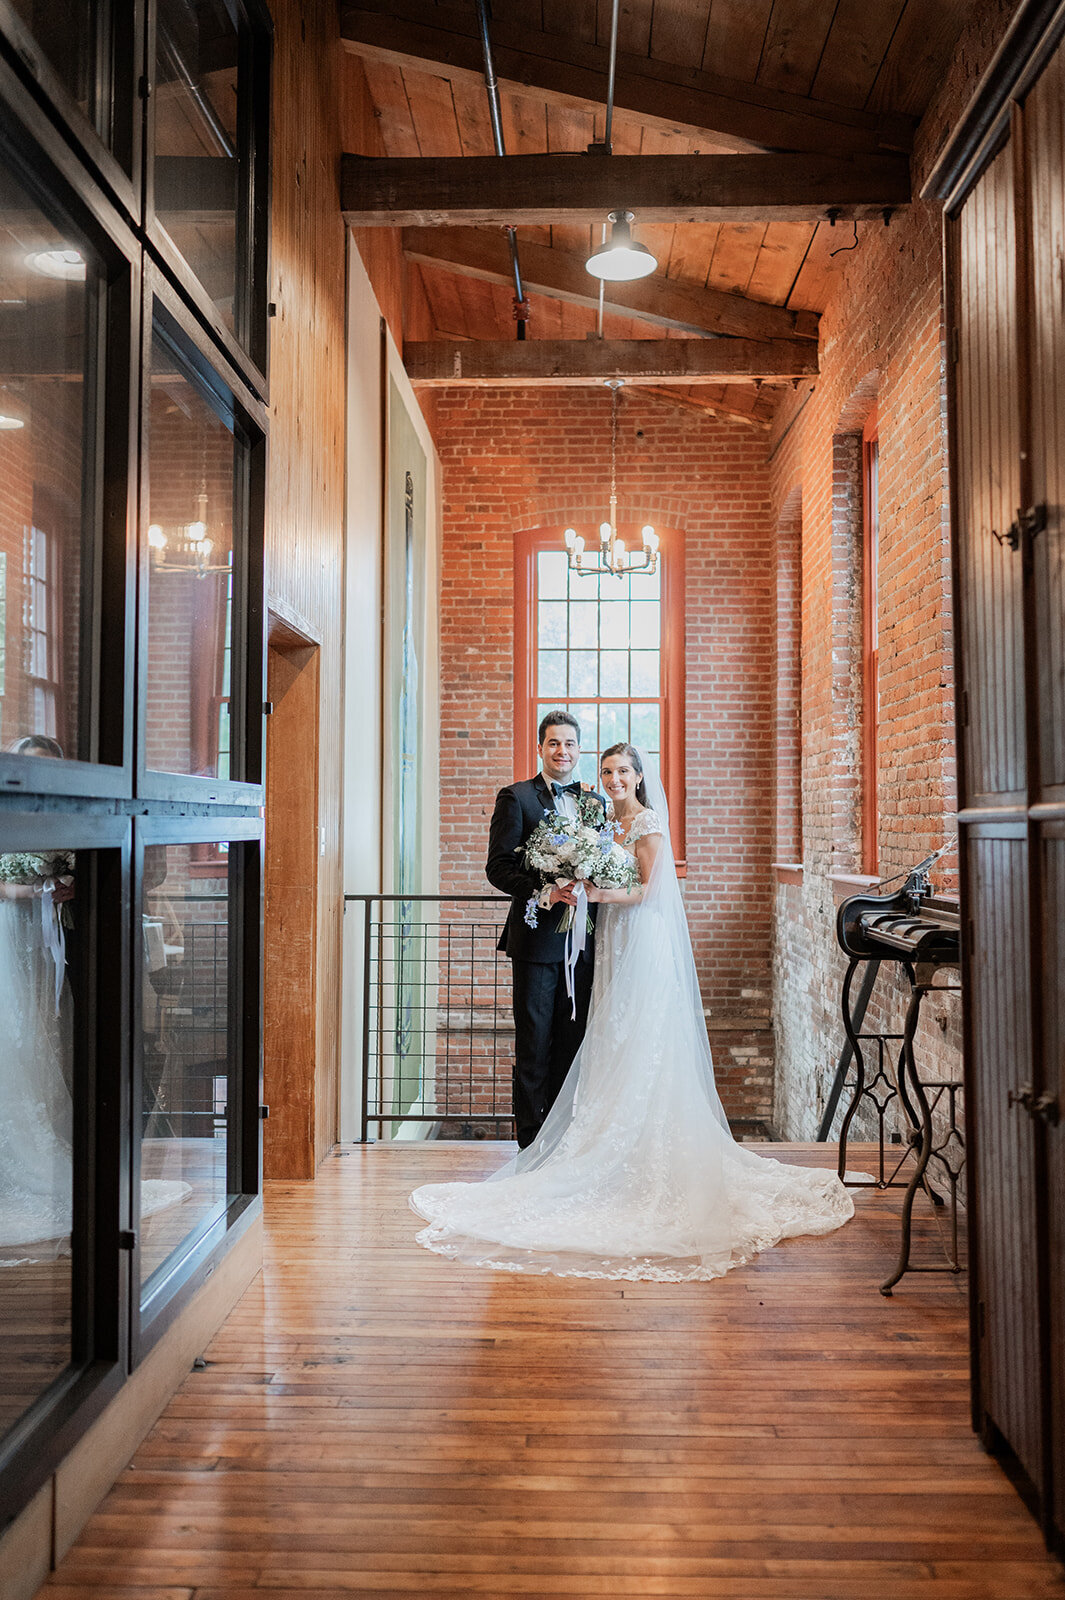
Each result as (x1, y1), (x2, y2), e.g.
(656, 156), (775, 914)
(600, 742), (648, 806)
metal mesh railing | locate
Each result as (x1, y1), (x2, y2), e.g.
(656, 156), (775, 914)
(346, 894), (515, 1140)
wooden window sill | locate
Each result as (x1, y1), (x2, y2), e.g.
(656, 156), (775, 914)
(828, 871), (881, 902)
(773, 863), (803, 885)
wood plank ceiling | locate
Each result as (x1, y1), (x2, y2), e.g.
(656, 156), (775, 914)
(344, 0), (972, 424)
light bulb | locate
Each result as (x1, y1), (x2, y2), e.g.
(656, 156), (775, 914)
(26, 248), (86, 281)
(148, 523), (167, 550)
(187, 519), (207, 543)
(585, 213), (657, 282)
(599, 521), (611, 543)
(574, 534), (585, 555)
(0, 413), (24, 429)
(564, 527), (576, 549)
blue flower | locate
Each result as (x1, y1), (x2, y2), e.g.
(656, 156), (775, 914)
(523, 895), (539, 929)
(548, 832), (567, 847)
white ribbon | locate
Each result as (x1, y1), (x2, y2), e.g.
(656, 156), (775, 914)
(39, 879), (66, 1017)
(563, 880), (588, 1020)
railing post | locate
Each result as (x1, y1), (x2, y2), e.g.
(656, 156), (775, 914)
(360, 896), (372, 1143)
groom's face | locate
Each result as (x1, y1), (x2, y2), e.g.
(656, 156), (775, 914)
(539, 725), (580, 784)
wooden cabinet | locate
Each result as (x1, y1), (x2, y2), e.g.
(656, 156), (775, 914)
(929, 0), (1065, 1551)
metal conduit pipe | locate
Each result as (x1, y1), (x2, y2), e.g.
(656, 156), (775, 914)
(475, 0), (528, 339)
(603, 0), (620, 153)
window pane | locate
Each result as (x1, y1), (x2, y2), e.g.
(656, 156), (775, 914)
(569, 651), (598, 697)
(0, 841), (77, 1433)
(144, 329), (236, 780)
(140, 843), (236, 1297)
(571, 704), (597, 772)
(599, 604), (630, 650)
(537, 549), (568, 600)
(631, 565), (660, 599)
(8, 1), (113, 148)
(537, 601), (566, 648)
(568, 601), (598, 649)
(599, 703), (628, 750)
(631, 704), (660, 750)
(0, 170), (101, 762)
(599, 650), (628, 696)
(630, 603), (660, 649)
(537, 650), (567, 698)
(631, 651), (660, 696)
(154, 0), (244, 337)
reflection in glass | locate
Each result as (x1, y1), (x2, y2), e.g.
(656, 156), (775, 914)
(145, 330), (236, 779)
(154, 0), (244, 335)
(0, 167), (100, 761)
(140, 844), (234, 1295)
(0, 844), (76, 1435)
(9, 1), (106, 140)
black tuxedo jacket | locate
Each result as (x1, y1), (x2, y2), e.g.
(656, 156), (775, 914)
(486, 773), (606, 962)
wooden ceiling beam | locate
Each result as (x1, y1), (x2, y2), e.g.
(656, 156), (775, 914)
(637, 384), (778, 427)
(340, 1), (914, 158)
(403, 227), (819, 343)
(343, 152), (910, 227)
(403, 339), (819, 386)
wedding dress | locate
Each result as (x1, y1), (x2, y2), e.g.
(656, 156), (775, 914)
(0, 889), (189, 1267)
(410, 761), (853, 1281)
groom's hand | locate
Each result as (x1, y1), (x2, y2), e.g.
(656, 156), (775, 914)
(548, 883), (577, 907)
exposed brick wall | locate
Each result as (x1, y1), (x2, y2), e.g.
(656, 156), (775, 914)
(767, 0), (1016, 1142)
(427, 387), (777, 1120)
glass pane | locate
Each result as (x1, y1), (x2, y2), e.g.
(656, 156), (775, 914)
(154, 0), (244, 337)
(631, 703), (660, 750)
(630, 603), (660, 649)
(571, 703), (597, 769)
(569, 650), (598, 696)
(145, 328), (237, 780)
(537, 650), (567, 698)
(568, 601), (598, 649)
(0, 841), (77, 1434)
(599, 604), (631, 650)
(537, 549), (568, 600)
(9, 1), (110, 145)
(537, 601), (567, 649)
(599, 650), (628, 696)
(0, 170), (102, 763)
(599, 703), (628, 751)
(141, 843), (235, 1296)
(631, 651), (660, 696)
(631, 564), (660, 599)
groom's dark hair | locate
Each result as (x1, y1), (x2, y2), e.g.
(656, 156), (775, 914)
(538, 709), (580, 745)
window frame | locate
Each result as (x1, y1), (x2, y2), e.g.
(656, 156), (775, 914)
(0, 810), (131, 1530)
(144, 0), (273, 394)
(130, 813), (262, 1366)
(514, 524), (687, 866)
(0, 50), (140, 799)
(0, 0), (143, 221)
(861, 410), (880, 877)
(136, 264), (266, 808)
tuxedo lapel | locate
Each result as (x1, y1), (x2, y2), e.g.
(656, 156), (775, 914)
(533, 772), (554, 812)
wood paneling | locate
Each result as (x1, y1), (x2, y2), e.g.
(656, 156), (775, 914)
(263, 633), (320, 1181)
(1026, 45), (1065, 801)
(955, 148), (1025, 805)
(1043, 830), (1065, 1540)
(966, 827), (1041, 1491)
(266, 0), (348, 1167)
(36, 1144), (1065, 1600)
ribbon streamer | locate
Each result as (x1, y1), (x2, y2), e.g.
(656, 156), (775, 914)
(39, 880), (66, 1018)
(563, 880), (588, 1020)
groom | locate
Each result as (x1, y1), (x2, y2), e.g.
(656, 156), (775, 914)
(487, 711), (604, 1149)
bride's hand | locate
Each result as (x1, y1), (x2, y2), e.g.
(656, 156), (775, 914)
(583, 884), (602, 903)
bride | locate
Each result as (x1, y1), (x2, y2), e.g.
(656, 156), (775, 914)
(410, 743), (853, 1282)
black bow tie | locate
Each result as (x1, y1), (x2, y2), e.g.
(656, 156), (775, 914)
(551, 780), (581, 797)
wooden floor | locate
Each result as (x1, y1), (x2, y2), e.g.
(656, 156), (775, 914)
(39, 1143), (1065, 1600)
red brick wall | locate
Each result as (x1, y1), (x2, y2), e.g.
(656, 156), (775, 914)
(767, 0), (1016, 1140)
(428, 386), (777, 1119)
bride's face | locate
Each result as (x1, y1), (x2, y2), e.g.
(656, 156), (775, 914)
(600, 754), (640, 806)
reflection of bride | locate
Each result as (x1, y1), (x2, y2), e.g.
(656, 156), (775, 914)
(412, 747), (854, 1282)
(0, 848), (188, 1266)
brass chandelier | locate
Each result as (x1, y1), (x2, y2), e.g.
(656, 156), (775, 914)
(563, 380), (659, 578)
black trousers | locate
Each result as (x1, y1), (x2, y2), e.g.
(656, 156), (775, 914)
(510, 954), (594, 1149)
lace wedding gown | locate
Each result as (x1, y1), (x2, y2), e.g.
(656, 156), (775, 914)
(410, 771), (853, 1282)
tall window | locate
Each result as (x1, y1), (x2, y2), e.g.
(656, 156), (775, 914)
(23, 519), (60, 740)
(515, 527), (685, 861)
(862, 415), (879, 875)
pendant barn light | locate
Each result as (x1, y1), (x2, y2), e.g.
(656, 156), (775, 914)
(585, 210), (657, 282)
(563, 380), (659, 578)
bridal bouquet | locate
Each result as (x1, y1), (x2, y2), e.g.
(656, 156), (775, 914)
(523, 797), (639, 930)
(0, 850), (76, 927)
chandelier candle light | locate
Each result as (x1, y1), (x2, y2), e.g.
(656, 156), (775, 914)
(564, 380), (659, 578)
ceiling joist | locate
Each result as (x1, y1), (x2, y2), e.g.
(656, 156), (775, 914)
(340, 1), (914, 158)
(403, 339), (819, 387)
(343, 152), (911, 228)
(403, 227), (819, 344)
